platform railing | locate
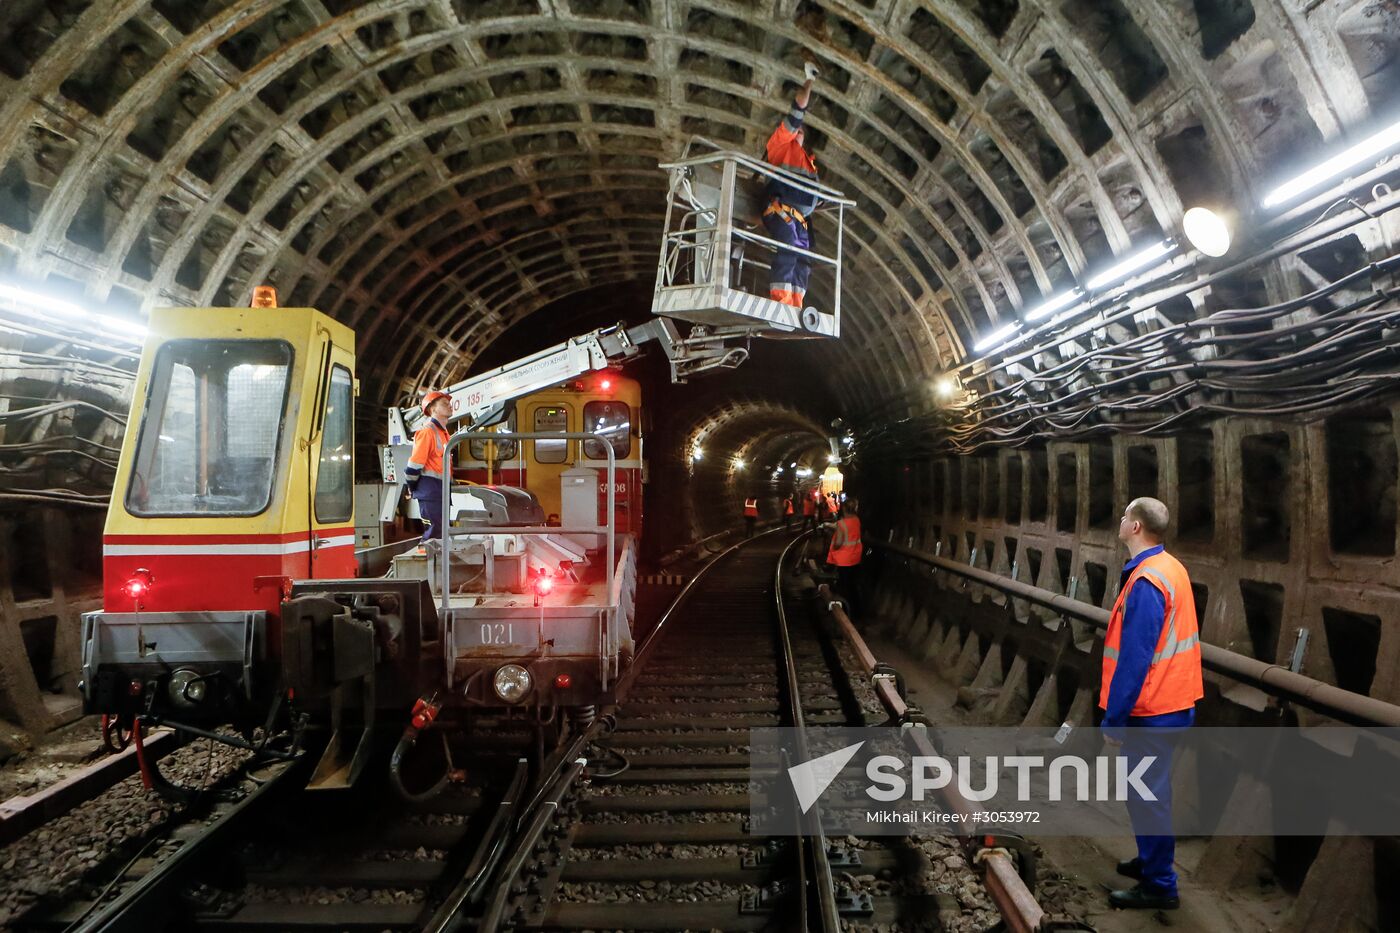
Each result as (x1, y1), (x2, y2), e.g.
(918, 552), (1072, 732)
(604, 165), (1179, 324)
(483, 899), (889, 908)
(438, 431), (616, 627)
(654, 138), (855, 335)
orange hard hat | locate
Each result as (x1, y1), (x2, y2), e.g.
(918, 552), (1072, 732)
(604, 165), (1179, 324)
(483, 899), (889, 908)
(421, 390), (451, 414)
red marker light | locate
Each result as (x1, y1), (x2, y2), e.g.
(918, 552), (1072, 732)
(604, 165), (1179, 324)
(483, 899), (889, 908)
(123, 569), (154, 602)
(554, 673), (573, 689)
(599, 378), (613, 391)
(534, 569), (554, 597)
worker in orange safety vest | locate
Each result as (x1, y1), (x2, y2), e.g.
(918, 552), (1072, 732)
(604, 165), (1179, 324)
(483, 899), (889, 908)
(763, 62), (822, 309)
(405, 391), (453, 540)
(1099, 496), (1202, 912)
(743, 495), (759, 539)
(801, 490), (818, 532)
(825, 496), (862, 618)
(782, 495), (795, 530)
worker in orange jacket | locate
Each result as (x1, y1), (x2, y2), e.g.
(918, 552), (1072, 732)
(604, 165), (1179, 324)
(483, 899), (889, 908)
(764, 63), (822, 309)
(825, 496), (862, 618)
(405, 391), (453, 540)
(782, 495), (795, 529)
(1100, 497), (1203, 911)
(801, 489), (818, 532)
(743, 495), (759, 538)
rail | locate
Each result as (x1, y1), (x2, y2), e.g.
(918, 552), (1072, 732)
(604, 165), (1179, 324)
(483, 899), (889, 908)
(870, 539), (1400, 728)
(813, 580), (1049, 933)
(775, 532), (841, 933)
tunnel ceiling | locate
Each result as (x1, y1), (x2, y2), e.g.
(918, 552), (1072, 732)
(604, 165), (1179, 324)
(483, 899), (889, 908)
(0, 0), (1394, 417)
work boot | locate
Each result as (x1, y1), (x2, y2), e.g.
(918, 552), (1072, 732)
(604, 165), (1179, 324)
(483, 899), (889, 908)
(1116, 858), (1144, 880)
(1108, 884), (1179, 910)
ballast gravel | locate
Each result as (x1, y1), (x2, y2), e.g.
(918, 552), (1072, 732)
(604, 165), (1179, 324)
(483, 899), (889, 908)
(0, 735), (251, 926)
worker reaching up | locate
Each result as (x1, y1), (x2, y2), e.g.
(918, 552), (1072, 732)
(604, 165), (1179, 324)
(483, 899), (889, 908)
(405, 391), (453, 541)
(764, 61), (822, 310)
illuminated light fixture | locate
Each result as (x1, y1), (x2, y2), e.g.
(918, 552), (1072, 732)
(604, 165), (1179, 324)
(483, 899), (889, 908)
(796, 467), (813, 477)
(1024, 288), (1082, 322)
(789, 462), (797, 468)
(1085, 241), (1176, 291)
(841, 435), (854, 446)
(1182, 206), (1232, 258)
(0, 282), (87, 318)
(250, 285), (278, 308)
(972, 322), (1020, 355)
(934, 375), (959, 398)
(599, 377), (613, 391)
(733, 458), (746, 470)
(554, 672), (572, 689)
(123, 568), (154, 602)
(95, 313), (147, 342)
(1262, 117), (1400, 209)
(691, 446), (703, 461)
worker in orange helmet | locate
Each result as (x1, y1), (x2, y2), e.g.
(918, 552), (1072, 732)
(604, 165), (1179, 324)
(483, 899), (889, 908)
(763, 62), (822, 310)
(405, 391), (453, 540)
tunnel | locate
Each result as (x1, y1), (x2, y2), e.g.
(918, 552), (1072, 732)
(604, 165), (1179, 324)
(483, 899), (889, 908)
(1, 1), (1399, 930)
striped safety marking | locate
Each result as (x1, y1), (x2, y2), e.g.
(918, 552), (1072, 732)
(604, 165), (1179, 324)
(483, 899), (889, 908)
(641, 573), (687, 586)
(103, 529), (355, 557)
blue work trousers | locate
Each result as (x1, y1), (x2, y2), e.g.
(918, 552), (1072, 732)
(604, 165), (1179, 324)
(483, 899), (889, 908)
(412, 475), (445, 540)
(1122, 719), (1190, 897)
(763, 209), (811, 307)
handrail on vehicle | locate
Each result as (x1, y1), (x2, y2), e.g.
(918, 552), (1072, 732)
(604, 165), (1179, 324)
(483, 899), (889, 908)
(438, 430), (617, 626)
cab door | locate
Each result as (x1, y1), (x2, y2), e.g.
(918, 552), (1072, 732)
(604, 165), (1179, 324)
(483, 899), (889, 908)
(308, 344), (357, 577)
(528, 402), (572, 522)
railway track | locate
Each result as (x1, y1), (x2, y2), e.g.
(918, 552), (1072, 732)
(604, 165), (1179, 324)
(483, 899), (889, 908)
(2, 529), (1057, 932)
(480, 531), (1053, 932)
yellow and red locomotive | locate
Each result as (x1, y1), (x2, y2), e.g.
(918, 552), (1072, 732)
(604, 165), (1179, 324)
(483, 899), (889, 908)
(81, 300), (647, 789)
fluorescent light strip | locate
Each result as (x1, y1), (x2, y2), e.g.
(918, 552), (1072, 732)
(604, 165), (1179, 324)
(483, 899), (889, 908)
(972, 322), (1020, 354)
(96, 313), (147, 341)
(1024, 288), (1082, 322)
(1262, 117), (1400, 209)
(1084, 241), (1175, 291)
(0, 283), (87, 318)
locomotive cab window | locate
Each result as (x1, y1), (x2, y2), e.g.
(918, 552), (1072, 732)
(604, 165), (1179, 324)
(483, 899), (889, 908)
(583, 401), (631, 459)
(314, 365), (354, 523)
(126, 339), (293, 516)
(469, 410), (518, 462)
(533, 406), (570, 463)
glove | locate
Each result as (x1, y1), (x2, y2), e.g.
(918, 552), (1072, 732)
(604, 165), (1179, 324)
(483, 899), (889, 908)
(803, 61), (821, 82)
(405, 475), (419, 491)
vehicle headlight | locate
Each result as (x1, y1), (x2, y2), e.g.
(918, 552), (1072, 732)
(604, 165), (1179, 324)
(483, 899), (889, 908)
(493, 664), (532, 703)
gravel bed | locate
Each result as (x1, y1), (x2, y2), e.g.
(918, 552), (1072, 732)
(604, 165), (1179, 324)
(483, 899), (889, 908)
(354, 847), (448, 862)
(834, 642), (888, 719)
(0, 719), (105, 801)
(0, 737), (252, 926)
(610, 745), (750, 756)
(402, 811), (470, 826)
(554, 879), (760, 903)
(571, 843), (749, 860)
(582, 808), (744, 824)
(244, 883), (424, 906)
(589, 780), (748, 798)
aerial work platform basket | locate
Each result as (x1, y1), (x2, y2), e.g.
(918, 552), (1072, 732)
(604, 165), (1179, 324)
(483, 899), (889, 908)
(653, 139), (855, 338)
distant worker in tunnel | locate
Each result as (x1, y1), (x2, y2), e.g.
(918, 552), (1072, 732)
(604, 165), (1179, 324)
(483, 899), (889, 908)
(405, 391), (453, 541)
(782, 494), (795, 529)
(1100, 496), (1203, 912)
(802, 488), (818, 531)
(763, 62), (822, 310)
(825, 496), (862, 618)
(743, 494), (759, 538)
